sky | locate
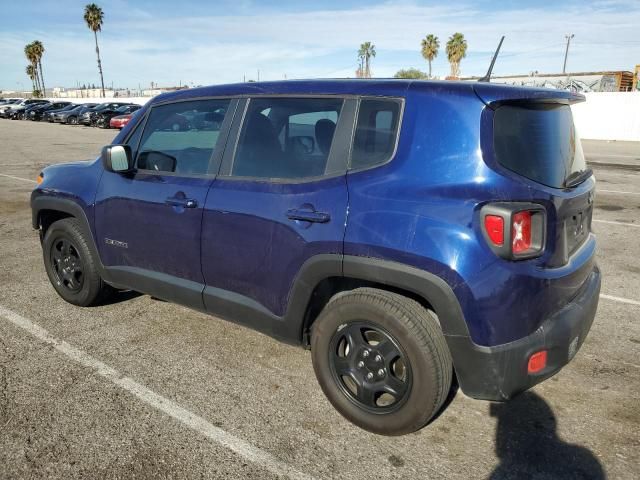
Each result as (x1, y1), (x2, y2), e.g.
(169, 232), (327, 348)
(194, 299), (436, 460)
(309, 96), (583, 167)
(1, 0), (639, 91)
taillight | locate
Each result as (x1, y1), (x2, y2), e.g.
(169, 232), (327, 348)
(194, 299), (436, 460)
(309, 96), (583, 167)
(484, 215), (504, 246)
(511, 211), (532, 253)
(481, 203), (546, 260)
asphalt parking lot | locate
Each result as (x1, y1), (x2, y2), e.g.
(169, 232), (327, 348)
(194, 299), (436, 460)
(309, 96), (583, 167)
(0, 120), (638, 479)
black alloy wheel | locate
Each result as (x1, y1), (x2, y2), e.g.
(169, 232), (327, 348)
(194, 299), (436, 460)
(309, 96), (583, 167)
(329, 322), (412, 413)
(311, 288), (453, 435)
(49, 237), (84, 292)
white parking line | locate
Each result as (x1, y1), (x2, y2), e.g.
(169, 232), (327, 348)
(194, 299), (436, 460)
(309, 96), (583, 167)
(0, 305), (315, 480)
(587, 154), (639, 159)
(593, 219), (640, 228)
(598, 189), (640, 196)
(600, 294), (640, 307)
(0, 173), (37, 183)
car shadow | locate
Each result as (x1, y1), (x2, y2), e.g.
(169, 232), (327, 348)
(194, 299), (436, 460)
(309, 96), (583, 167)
(489, 392), (605, 480)
(95, 289), (142, 306)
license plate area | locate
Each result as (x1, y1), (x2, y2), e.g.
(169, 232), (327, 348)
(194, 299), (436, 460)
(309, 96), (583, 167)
(565, 206), (591, 255)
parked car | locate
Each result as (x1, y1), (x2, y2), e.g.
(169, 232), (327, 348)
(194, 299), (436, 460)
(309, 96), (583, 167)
(0, 98), (42, 118)
(0, 98), (24, 109)
(29, 101), (72, 121)
(31, 80), (600, 436)
(80, 102), (131, 126)
(6, 100), (49, 120)
(109, 113), (133, 129)
(0, 98), (23, 105)
(95, 104), (141, 128)
(43, 103), (78, 123)
(55, 103), (98, 125)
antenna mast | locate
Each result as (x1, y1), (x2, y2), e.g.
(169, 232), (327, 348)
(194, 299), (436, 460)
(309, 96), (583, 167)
(478, 36), (505, 83)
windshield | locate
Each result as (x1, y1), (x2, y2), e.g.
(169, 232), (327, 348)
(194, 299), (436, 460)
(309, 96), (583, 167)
(493, 104), (586, 189)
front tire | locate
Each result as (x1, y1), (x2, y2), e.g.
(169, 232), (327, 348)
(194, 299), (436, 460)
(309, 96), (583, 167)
(68, 116), (77, 125)
(43, 218), (113, 306)
(311, 288), (452, 435)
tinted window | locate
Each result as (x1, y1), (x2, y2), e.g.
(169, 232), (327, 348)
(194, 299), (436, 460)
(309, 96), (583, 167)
(231, 97), (344, 179)
(494, 104), (586, 188)
(351, 99), (401, 170)
(136, 99), (230, 175)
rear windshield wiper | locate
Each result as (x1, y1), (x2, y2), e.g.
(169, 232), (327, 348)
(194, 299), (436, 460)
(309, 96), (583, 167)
(564, 168), (593, 188)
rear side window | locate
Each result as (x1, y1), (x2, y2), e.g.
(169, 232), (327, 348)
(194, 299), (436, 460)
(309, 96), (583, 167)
(136, 99), (230, 175)
(493, 104), (586, 188)
(231, 97), (344, 180)
(350, 99), (401, 170)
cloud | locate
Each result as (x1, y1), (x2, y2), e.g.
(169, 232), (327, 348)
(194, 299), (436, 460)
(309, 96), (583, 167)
(1, 0), (638, 89)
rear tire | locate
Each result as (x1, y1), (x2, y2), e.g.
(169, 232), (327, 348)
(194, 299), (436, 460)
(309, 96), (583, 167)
(311, 287), (452, 435)
(43, 218), (114, 306)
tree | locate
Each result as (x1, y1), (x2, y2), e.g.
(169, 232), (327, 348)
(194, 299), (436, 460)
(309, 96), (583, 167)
(394, 68), (428, 79)
(24, 43), (42, 96)
(358, 42), (376, 78)
(421, 34), (439, 79)
(25, 65), (37, 93)
(446, 32), (467, 78)
(84, 3), (106, 97)
(356, 55), (365, 78)
(31, 40), (46, 96)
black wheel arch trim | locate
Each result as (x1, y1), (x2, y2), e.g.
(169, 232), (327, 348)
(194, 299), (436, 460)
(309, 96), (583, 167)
(31, 195), (111, 281)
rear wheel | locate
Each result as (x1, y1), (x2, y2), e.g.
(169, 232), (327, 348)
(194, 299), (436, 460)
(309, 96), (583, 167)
(311, 288), (452, 435)
(43, 218), (113, 306)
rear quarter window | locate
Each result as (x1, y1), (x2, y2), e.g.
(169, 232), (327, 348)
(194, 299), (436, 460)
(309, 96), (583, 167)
(350, 99), (401, 170)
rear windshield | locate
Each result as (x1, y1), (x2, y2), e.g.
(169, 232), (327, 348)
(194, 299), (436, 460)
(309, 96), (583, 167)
(493, 104), (586, 188)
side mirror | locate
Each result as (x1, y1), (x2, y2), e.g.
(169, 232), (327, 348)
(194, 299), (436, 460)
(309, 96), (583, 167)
(101, 144), (134, 173)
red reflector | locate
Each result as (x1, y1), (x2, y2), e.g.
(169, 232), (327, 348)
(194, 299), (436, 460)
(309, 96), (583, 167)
(484, 215), (504, 246)
(512, 211), (532, 253)
(528, 350), (547, 374)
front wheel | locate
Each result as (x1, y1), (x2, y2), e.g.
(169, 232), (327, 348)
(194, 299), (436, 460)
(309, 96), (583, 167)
(43, 218), (114, 306)
(311, 288), (453, 435)
(68, 116), (77, 125)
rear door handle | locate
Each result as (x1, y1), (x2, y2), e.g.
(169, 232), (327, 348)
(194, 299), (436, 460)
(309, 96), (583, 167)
(286, 208), (330, 223)
(165, 197), (198, 208)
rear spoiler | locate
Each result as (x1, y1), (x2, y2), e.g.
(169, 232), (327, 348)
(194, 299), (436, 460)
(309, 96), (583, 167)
(473, 83), (585, 110)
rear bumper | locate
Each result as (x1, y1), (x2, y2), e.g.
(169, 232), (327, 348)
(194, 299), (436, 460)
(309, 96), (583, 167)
(447, 264), (601, 401)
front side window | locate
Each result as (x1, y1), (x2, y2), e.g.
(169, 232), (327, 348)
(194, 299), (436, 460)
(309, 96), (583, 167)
(231, 97), (344, 180)
(136, 99), (231, 175)
(350, 99), (401, 170)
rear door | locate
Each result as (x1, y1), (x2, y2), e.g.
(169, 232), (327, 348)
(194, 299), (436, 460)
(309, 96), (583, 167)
(94, 98), (236, 306)
(201, 96), (355, 318)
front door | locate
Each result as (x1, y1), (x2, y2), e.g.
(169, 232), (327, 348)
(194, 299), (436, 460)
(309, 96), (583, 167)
(94, 97), (235, 307)
(201, 97), (356, 321)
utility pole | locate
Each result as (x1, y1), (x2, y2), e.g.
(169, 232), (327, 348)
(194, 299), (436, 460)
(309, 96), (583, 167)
(562, 34), (574, 74)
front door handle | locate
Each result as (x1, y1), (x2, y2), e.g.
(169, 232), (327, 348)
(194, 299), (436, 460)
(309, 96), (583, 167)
(286, 208), (330, 223)
(165, 196), (198, 208)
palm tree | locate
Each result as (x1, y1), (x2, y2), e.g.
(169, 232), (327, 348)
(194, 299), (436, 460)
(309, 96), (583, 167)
(25, 65), (37, 93)
(24, 43), (41, 96)
(84, 3), (106, 97)
(446, 33), (467, 78)
(356, 54), (365, 78)
(31, 40), (46, 97)
(358, 42), (376, 78)
(421, 34), (439, 79)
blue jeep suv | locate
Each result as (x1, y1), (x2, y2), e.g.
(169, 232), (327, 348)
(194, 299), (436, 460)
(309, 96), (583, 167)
(31, 79), (600, 435)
